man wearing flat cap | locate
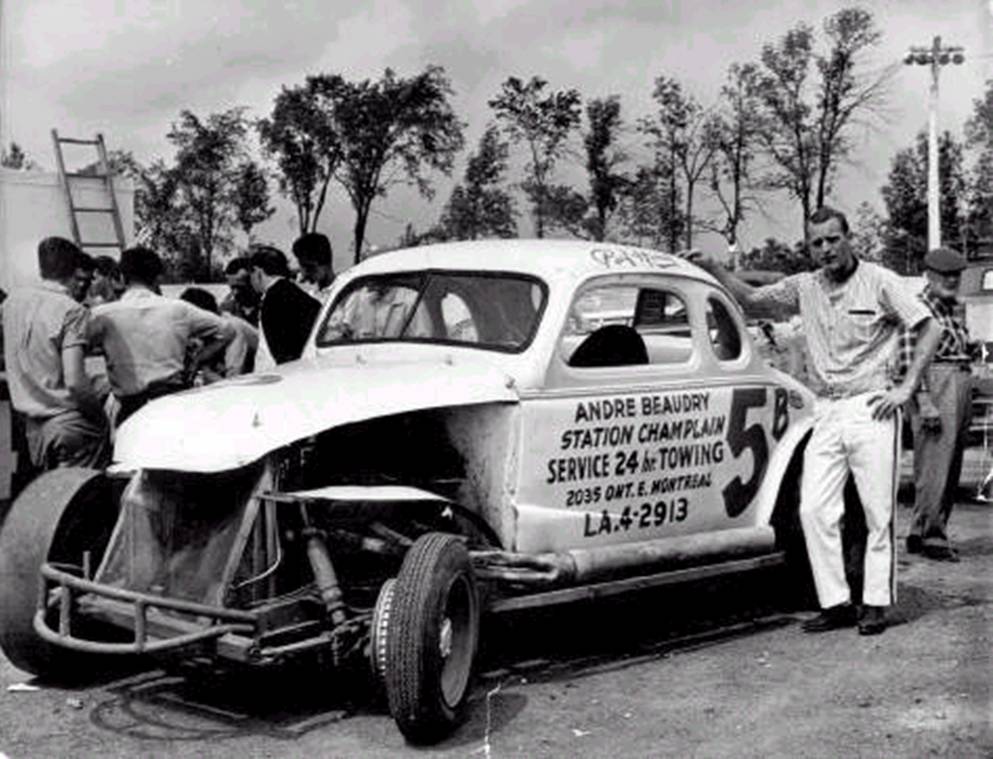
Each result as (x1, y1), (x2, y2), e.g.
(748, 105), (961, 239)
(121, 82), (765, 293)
(897, 247), (975, 562)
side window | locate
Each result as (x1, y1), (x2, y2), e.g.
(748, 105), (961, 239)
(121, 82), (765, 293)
(563, 284), (692, 367)
(705, 296), (743, 361)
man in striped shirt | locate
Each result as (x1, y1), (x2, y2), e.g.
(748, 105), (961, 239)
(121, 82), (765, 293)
(895, 247), (974, 562)
(699, 206), (941, 635)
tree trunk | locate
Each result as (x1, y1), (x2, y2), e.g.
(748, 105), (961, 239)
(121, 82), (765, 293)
(353, 208), (370, 266)
(668, 158), (678, 254)
(801, 193), (811, 245)
(534, 184), (545, 239)
(684, 182), (694, 250)
(311, 173), (334, 234)
(596, 206), (607, 242)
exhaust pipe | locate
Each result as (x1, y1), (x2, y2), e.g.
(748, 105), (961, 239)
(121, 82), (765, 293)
(473, 525), (775, 588)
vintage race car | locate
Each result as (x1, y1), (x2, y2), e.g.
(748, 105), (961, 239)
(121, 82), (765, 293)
(0, 240), (817, 743)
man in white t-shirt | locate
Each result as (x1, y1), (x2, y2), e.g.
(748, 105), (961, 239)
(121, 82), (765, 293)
(699, 206), (941, 636)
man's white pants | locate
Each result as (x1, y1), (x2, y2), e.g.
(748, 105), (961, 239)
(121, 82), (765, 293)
(800, 393), (900, 608)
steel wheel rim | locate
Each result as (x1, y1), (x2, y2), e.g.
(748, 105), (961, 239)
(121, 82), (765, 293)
(439, 574), (474, 708)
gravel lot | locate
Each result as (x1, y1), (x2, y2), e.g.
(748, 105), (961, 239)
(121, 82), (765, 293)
(1, 449), (991, 758)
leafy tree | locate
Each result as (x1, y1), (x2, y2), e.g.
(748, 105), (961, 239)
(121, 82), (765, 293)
(881, 130), (965, 272)
(436, 125), (517, 240)
(581, 96), (629, 241)
(705, 64), (764, 252)
(739, 237), (816, 274)
(540, 184), (589, 238)
(320, 66), (464, 264)
(639, 75), (720, 249)
(489, 76), (582, 238)
(233, 160), (275, 241)
(0, 142), (37, 170)
(257, 79), (344, 234)
(615, 160), (684, 250)
(122, 158), (199, 280)
(167, 108), (255, 278)
(850, 200), (885, 262)
(964, 79), (993, 255)
(753, 7), (889, 236)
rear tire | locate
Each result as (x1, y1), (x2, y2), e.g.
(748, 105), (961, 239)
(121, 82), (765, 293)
(771, 456), (817, 610)
(384, 533), (480, 744)
(0, 468), (121, 679)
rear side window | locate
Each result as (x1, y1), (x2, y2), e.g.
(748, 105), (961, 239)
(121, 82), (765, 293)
(705, 297), (742, 361)
(563, 284), (692, 367)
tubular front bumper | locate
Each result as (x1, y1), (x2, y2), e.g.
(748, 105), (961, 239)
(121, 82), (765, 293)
(35, 563), (256, 655)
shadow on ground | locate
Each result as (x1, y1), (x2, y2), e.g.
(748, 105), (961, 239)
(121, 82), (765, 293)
(84, 566), (804, 747)
(82, 541), (993, 749)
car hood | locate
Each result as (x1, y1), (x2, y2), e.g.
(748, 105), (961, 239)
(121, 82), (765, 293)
(112, 357), (519, 472)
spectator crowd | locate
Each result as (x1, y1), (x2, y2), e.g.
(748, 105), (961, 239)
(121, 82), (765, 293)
(0, 231), (335, 474)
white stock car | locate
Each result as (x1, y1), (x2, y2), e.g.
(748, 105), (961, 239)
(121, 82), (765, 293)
(0, 240), (816, 743)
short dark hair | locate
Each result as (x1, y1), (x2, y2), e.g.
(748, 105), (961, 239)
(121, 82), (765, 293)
(225, 256), (252, 276)
(94, 255), (120, 277)
(75, 251), (96, 272)
(38, 237), (82, 281)
(292, 233), (333, 267)
(120, 246), (164, 285)
(180, 287), (220, 314)
(808, 206), (850, 235)
(249, 245), (290, 277)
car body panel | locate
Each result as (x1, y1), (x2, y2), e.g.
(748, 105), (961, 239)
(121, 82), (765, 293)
(513, 379), (798, 552)
(112, 357), (517, 472)
(113, 238), (812, 548)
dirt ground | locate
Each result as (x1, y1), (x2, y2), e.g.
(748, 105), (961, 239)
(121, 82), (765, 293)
(1, 451), (991, 758)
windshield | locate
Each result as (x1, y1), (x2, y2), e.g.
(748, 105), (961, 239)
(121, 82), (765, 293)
(316, 270), (547, 353)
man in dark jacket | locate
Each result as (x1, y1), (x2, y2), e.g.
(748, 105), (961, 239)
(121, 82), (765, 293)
(248, 245), (321, 369)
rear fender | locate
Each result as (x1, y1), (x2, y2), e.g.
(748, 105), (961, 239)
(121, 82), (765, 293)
(753, 417), (813, 526)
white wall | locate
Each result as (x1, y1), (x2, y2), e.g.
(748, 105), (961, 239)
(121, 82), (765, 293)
(0, 169), (135, 291)
(967, 299), (993, 343)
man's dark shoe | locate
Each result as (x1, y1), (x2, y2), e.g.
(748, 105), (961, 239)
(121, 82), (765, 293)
(922, 544), (959, 562)
(906, 535), (922, 554)
(801, 604), (856, 633)
(858, 605), (887, 636)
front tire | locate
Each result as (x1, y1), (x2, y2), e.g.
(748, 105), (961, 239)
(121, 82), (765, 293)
(384, 533), (480, 744)
(0, 468), (120, 678)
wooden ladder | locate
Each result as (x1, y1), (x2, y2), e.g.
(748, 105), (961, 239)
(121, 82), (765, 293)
(51, 130), (126, 254)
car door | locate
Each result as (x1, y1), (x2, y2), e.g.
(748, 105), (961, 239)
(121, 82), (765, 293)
(512, 275), (793, 553)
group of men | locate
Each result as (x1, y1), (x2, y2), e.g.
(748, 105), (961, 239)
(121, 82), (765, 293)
(702, 205), (975, 636)
(0, 231), (337, 473)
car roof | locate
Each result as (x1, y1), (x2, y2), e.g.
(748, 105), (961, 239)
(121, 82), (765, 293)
(343, 239), (720, 289)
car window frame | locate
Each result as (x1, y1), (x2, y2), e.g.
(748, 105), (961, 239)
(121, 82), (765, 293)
(704, 293), (747, 364)
(314, 268), (550, 355)
(545, 274), (706, 389)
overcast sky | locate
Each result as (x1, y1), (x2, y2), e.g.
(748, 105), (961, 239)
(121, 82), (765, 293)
(3, 0), (992, 270)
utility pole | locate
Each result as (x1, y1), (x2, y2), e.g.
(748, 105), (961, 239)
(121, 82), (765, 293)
(905, 36), (964, 252)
